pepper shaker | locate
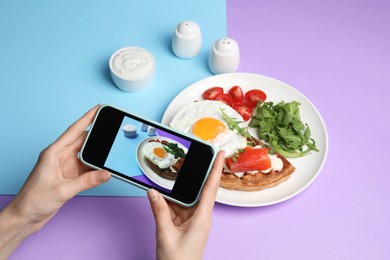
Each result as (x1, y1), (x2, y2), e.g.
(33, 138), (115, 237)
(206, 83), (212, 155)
(208, 37), (240, 74)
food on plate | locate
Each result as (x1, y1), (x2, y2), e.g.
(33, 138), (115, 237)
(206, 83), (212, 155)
(202, 86), (223, 100)
(225, 146), (271, 173)
(170, 100), (248, 157)
(143, 141), (175, 169)
(169, 100), (296, 191)
(228, 85), (245, 101)
(249, 100), (319, 158)
(202, 85), (267, 121)
(231, 101), (253, 121)
(221, 137), (295, 191)
(201, 85), (318, 158)
(214, 93), (234, 106)
(244, 89), (267, 107)
(142, 139), (186, 180)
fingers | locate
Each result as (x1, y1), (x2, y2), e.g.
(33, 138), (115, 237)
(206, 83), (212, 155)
(197, 150), (225, 212)
(71, 131), (88, 152)
(56, 104), (101, 147)
(147, 189), (173, 229)
(63, 169), (111, 198)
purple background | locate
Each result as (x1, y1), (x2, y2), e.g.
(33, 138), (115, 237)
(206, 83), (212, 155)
(1, 0), (389, 259)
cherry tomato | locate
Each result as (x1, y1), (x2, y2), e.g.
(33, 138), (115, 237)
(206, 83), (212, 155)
(203, 87), (224, 100)
(245, 89), (267, 107)
(226, 146), (271, 172)
(232, 101), (253, 121)
(228, 85), (244, 101)
(215, 93), (234, 106)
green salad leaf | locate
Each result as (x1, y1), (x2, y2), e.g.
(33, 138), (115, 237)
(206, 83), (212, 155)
(163, 142), (186, 159)
(220, 108), (256, 146)
(249, 101), (319, 158)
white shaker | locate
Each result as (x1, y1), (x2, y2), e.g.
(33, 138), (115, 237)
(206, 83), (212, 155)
(209, 37), (240, 74)
(140, 122), (148, 132)
(147, 126), (156, 136)
(172, 21), (202, 59)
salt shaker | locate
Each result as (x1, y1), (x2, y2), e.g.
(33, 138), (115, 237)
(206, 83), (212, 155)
(147, 126), (156, 136)
(172, 21), (202, 59)
(208, 37), (240, 74)
(140, 122), (148, 132)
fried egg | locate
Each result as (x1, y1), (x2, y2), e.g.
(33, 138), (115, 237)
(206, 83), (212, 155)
(170, 100), (248, 157)
(142, 142), (175, 169)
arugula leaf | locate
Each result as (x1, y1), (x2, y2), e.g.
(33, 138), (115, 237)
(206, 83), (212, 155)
(163, 142), (186, 159)
(231, 148), (245, 163)
(249, 101), (319, 158)
(220, 108), (255, 146)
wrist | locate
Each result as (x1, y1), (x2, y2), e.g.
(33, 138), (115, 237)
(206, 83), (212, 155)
(0, 198), (33, 258)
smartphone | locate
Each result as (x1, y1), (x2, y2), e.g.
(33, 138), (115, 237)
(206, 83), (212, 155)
(80, 104), (217, 207)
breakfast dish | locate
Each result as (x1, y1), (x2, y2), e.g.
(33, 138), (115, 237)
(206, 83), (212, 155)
(170, 100), (248, 158)
(170, 99), (296, 191)
(137, 137), (188, 190)
(162, 73), (328, 206)
(220, 136), (296, 191)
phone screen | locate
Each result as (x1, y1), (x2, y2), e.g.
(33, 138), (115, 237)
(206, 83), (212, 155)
(104, 115), (192, 194)
(80, 105), (216, 206)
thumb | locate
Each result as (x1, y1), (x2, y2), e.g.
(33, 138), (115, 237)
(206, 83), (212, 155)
(66, 170), (111, 196)
(147, 189), (172, 229)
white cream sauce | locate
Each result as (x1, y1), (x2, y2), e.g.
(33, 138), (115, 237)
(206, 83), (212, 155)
(112, 48), (154, 80)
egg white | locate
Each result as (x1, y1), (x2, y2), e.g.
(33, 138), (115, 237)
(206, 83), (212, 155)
(142, 142), (175, 169)
(170, 100), (248, 157)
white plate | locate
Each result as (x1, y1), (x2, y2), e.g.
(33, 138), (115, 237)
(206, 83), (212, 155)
(162, 72), (328, 207)
(136, 137), (188, 190)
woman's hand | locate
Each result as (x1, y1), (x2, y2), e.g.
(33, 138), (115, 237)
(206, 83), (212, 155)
(0, 105), (111, 258)
(147, 150), (225, 260)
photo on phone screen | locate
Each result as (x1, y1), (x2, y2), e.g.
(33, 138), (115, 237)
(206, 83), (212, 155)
(104, 116), (192, 194)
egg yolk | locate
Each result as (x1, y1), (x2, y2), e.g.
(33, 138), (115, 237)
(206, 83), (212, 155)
(192, 118), (226, 141)
(153, 147), (167, 158)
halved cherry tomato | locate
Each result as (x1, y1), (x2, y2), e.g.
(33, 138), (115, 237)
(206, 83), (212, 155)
(228, 85), (244, 101)
(203, 87), (224, 100)
(245, 89), (267, 107)
(215, 93), (234, 106)
(231, 101), (253, 121)
(226, 146), (271, 172)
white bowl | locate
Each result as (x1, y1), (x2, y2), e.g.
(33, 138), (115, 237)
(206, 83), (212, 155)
(109, 47), (156, 92)
(122, 124), (137, 138)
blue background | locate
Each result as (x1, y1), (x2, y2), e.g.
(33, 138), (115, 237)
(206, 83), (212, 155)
(0, 0), (226, 196)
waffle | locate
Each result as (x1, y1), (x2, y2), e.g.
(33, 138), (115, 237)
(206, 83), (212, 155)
(220, 137), (295, 191)
(220, 153), (295, 191)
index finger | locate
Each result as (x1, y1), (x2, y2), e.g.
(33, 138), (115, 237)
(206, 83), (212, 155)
(56, 104), (101, 146)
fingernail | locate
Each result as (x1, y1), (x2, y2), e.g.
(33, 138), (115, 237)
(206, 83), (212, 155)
(99, 171), (111, 182)
(147, 189), (158, 202)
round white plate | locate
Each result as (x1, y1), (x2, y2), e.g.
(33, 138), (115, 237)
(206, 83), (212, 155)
(162, 72), (328, 207)
(136, 137), (188, 190)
